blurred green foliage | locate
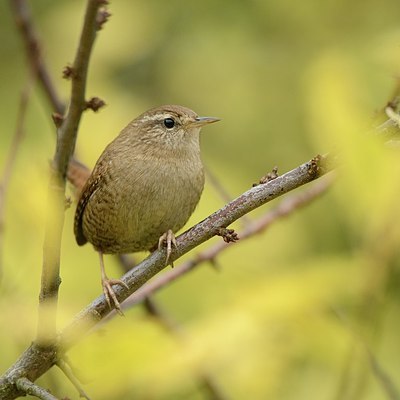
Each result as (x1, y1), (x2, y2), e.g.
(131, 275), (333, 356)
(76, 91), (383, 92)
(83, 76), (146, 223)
(1, 0), (400, 399)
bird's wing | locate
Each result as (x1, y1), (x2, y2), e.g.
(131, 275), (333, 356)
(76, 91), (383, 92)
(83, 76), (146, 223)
(74, 160), (105, 246)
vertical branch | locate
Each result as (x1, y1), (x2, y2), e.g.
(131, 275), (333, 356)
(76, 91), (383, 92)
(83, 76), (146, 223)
(36, 0), (106, 345)
(0, 77), (33, 285)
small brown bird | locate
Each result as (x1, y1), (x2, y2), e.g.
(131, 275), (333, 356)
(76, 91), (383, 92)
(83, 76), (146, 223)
(74, 105), (219, 312)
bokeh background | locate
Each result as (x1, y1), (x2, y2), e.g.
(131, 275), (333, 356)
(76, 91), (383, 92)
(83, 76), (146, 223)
(1, 0), (400, 399)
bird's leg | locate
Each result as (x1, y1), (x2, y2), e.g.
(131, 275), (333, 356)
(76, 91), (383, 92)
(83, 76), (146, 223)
(158, 229), (177, 265)
(98, 252), (128, 315)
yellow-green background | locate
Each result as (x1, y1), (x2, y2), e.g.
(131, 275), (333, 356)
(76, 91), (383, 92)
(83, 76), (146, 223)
(1, 0), (400, 399)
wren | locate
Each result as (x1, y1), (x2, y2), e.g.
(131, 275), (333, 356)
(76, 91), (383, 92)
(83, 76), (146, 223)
(74, 105), (219, 313)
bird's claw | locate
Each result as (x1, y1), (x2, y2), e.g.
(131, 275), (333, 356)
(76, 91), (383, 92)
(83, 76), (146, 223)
(102, 278), (128, 316)
(158, 229), (177, 266)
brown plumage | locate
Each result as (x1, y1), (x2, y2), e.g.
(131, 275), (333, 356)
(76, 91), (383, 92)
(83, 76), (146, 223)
(74, 105), (219, 312)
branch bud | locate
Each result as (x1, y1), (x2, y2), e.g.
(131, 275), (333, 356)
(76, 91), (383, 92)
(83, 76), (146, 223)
(85, 97), (106, 112)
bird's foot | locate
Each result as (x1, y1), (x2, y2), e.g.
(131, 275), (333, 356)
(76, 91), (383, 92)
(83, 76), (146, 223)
(102, 277), (129, 316)
(158, 229), (177, 266)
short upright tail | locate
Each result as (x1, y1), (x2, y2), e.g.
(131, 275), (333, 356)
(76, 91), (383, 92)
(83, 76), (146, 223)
(67, 158), (91, 197)
(69, 158), (91, 246)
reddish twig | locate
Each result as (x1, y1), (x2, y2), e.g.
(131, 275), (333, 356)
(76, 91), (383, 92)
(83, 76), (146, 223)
(10, 0), (65, 114)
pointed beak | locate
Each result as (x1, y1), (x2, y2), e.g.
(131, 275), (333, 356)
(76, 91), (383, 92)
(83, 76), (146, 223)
(190, 116), (220, 128)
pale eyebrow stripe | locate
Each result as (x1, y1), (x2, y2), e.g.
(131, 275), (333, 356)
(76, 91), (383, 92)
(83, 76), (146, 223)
(140, 113), (180, 123)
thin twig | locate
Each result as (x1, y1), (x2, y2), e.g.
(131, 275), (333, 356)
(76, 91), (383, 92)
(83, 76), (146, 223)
(15, 378), (59, 400)
(0, 77), (33, 285)
(205, 165), (251, 227)
(143, 298), (229, 400)
(333, 211), (400, 399)
(10, 0), (65, 114)
(367, 350), (400, 400)
(57, 358), (91, 400)
(201, 378), (229, 400)
(143, 297), (182, 335)
(333, 308), (400, 400)
(205, 165), (234, 204)
(118, 172), (334, 312)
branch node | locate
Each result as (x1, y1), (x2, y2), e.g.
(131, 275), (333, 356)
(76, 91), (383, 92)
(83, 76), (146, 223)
(85, 97), (106, 112)
(253, 166), (279, 186)
(216, 227), (239, 243)
(308, 154), (324, 178)
(65, 196), (72, 210)
(52, 112), (64, 128)
(62, 65), (75, 80)
(96, 8), (111, 30)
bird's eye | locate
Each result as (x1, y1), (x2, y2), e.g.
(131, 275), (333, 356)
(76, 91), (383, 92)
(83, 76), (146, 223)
(163, 118), (175, 129)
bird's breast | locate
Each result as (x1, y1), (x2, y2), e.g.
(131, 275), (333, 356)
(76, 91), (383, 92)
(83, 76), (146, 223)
(82, 154), (204, 254)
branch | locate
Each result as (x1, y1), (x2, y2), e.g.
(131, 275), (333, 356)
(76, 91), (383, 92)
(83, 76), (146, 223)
(0, 154), (332, 399)
(0, 77), (33, 285)
(1, 0), (106, 393)
(60, 154), (331, 344)
(143, 298), (229, 400)
(204, 165), (235, 205)
(119, 172), (334, 313)
(205, 165), (251, 228)
(56, 359), (91, 400)
(37, 0), (105, 345)
(10, 0), (92, 191)
(10, 0), (65, 114)
(15, 378), (59, 400)
(368, 350), (400, 400)
(333, 306), (400, 400)
(53, 0), (105, 176)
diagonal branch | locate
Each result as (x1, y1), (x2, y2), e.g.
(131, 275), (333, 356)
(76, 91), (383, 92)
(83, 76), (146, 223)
(56, 359), (91, 400)
(61, 154), (332, 346)
(118, 172), (335, 314)
(15, 378), (59, 400)
(0, 154), (333, 399)
(10, 0), (65, 114)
